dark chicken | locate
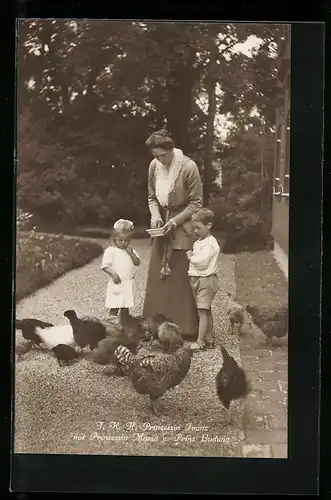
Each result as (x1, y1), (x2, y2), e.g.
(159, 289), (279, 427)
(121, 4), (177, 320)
(246, 304), (288, 324)
(15, 318), (54, 348)
(114, 345), (193, 415)
(52, 344), (80, 367)
(15, 339), (34, 360)
(16, 318), (79, 359)
(143, 313), (171, 339)
(121, 313), (146, 344)
(63, 310), (107, 351)
(91, 314), (147, 375)
(245, 305), (288, 343)
(260, 321), (287, 344)
(216, 345), (250, 424)
(141, 312), (182, 352)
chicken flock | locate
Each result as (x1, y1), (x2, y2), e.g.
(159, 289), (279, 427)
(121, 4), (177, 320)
(15, 297), (287, 423)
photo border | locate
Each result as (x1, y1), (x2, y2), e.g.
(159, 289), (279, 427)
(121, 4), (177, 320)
(7, 13), (323, 495)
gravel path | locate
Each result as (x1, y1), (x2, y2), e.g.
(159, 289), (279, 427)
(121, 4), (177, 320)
(14, 238), (246, 457)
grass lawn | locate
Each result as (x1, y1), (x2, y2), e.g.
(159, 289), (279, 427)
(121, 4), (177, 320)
(16, 232), (103, 302)
(235, 250), (288, 310)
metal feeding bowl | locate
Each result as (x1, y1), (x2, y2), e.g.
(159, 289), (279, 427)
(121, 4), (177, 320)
(146, 227), (166, 238)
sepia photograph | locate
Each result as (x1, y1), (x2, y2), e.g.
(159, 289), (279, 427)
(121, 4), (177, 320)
(14, 20), (290, 459)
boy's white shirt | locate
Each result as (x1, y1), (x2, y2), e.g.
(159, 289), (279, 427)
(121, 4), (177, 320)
(188, 235), (220, 277)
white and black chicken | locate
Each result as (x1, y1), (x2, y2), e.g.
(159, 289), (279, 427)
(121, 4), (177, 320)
(15, 317), (79, 365)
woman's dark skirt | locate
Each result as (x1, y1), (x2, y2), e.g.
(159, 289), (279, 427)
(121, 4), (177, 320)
(143, 237), (199, 339)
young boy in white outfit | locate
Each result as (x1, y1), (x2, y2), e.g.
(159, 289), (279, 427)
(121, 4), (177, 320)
(186, 208), (220, 351)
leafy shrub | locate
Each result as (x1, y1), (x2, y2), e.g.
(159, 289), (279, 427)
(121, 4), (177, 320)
(16, 208), (34, 231)
(208, 177), (273, 254)
(74, 226), (149, 240)
(15, 230), (103, 301)
(207, 192), (231, 231)
(222, 210), (274, 254)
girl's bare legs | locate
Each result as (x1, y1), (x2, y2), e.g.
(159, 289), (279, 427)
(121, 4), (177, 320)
(109, 308), (119, 317)
(119, 308), (130, 325)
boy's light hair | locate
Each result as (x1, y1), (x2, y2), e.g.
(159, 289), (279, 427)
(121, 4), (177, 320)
(191, 208), (215, 225)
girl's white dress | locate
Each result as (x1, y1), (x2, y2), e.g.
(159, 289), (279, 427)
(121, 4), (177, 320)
(101, 245), (140, 309)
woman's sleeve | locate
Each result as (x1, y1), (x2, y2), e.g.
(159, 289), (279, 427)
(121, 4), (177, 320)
(172, 160), (203, 227)
(147, 159), (162, 221)
(100, 247), (113, 270)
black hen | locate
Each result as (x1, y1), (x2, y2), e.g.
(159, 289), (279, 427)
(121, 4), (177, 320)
(143, 313), (169, 337)
(144, 312), (175, 331)
(91, 314), (147, 375)
(216, 345), (250, 424)
(121, 314), (146, 348)
(15, 318), (54, 347)
(141, 312), (175, 349)
(63, 310), (107, 351)
(52, 344), (80, 367)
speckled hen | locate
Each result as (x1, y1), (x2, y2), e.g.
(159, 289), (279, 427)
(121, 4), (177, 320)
(246, 304), (288, 343)
(114, 345), (193, 415)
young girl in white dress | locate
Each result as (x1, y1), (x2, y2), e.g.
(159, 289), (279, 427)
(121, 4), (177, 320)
(101, 219), (140, 323)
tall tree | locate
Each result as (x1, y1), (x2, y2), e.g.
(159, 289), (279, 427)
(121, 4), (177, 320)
(16, 20), (284, 228)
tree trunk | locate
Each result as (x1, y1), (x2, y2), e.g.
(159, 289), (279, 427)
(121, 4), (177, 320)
(40, 23), (71, 115)
(203, 77), (217, 205)
(150, 79), (167, 130)
(166, 52), (197, 152)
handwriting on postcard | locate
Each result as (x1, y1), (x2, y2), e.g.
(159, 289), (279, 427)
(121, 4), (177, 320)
(71, 421), (230, 444)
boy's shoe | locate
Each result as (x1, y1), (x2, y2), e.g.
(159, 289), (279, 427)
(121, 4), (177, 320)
(190, 342), (206, 351)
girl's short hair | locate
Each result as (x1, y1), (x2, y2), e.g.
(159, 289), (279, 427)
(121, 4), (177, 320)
(192, 208), (215, 225)
(109, 219), (134, 245)
(145, 129), (175, 150)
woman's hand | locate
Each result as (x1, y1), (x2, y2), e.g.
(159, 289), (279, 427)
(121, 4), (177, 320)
(162, 219), (177, 235)
(186, 250), (193, 259)
(151, 218), (163, 229)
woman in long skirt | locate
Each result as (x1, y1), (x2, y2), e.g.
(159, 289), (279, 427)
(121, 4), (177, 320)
(142, 129), (203, 338)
